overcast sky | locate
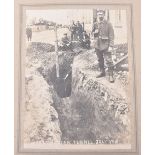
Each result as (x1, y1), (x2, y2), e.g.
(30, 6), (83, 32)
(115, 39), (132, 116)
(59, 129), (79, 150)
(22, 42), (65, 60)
(26, 9), (93, 25)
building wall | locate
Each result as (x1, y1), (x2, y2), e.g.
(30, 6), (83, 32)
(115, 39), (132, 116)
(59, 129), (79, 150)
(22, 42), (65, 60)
(109, 10), (127, 44)
(31, 25), (47, 32)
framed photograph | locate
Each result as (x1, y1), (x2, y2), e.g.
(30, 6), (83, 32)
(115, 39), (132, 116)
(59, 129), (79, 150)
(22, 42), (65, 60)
(14, 0), (140, 155)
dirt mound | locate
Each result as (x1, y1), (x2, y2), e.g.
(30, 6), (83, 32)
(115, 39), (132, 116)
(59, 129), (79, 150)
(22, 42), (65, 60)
(30, 42), (55, 53)
(24, 43), (61, 144)
(69, 50), (131, 144)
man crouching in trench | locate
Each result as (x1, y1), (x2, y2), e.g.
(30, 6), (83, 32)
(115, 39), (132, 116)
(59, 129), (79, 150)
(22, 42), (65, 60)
(92, 10), (115, 83)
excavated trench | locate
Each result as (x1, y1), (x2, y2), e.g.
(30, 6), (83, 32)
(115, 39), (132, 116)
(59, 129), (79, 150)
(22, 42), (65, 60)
(39, 66), (98, 144)
(31, 42), (130, 144)
(38, 49), (97, 144)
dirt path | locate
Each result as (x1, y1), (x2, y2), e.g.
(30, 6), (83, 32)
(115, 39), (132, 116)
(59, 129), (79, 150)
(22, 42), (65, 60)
(28, 28), (70, 44)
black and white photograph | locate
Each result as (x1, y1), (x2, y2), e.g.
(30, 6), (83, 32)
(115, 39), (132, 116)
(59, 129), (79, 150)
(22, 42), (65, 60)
(18, 5), (137, 151)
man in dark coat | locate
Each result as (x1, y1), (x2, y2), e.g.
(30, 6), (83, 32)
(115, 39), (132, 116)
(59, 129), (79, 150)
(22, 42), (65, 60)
(26, 26), (32, 42)
(92, 10), (115, 82)
(76, 21), (83, 41)
(81, 31), (90, 49)
(70, 21), (77, 41)
(60, 33), (72, 51)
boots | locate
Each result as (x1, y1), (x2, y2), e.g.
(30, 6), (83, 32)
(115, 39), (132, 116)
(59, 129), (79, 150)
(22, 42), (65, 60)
(96, 69), (106, 78)
(109, 74), (114, 83)
(96, 68), (114, 83)
(108, 67), (115, 83)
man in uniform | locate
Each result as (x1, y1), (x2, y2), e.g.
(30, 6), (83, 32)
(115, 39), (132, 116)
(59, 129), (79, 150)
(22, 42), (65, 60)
(26, 25), (32, 42)
(60, 33), (72, 51)
(92, 10), (115, 83)
(76, 21), (83, 41)
(70, 21), (77, 41)
(81, 31), (91, 49)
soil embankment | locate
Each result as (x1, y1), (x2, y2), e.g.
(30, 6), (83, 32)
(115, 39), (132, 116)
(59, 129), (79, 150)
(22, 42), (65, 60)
(25, 42), (130, 144)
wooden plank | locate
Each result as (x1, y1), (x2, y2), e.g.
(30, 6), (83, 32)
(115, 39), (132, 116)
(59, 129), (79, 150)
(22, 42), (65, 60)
(113, 54), (128, 67)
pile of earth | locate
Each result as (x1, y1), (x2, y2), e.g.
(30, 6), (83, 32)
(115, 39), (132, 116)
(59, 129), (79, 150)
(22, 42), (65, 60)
(69, 49), (131, 144)
(24, 43), (62, 144)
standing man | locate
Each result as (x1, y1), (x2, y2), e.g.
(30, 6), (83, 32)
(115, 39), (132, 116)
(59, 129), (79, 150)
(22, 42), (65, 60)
(26, 25), (32, 42)
(76, 21), (83, 41)
(70, 21), (77, 41)
(92, 10), (115, 83)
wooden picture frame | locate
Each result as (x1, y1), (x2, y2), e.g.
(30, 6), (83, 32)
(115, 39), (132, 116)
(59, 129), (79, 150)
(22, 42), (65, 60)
(14, 0), (141, 155)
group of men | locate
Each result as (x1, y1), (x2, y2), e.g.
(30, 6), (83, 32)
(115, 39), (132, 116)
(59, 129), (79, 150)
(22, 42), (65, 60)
(26, 10), (115, 83)
(70, 21), (84, 41)
(61, 10), (115, 82)
(60, 31), (90, 51)
(60, 20), (91, 50)
(70, 21), (91, 48)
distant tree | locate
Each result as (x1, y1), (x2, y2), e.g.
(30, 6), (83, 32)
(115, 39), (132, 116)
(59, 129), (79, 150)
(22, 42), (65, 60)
(39, 18), (44, 24)
(49, 21), (56, 26)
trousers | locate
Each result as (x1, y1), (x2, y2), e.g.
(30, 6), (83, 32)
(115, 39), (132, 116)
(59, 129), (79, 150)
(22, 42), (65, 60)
(95, 48), (114, 74)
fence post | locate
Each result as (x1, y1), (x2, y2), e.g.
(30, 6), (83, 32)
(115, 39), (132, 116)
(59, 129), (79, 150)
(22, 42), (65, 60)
(54, 25), (60, 78)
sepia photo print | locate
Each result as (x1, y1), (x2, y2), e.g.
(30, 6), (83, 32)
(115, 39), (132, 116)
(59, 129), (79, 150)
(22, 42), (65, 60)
(14, 1), (140, 154)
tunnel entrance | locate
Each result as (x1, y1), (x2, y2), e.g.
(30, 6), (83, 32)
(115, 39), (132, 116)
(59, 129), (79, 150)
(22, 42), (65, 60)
(47, 48), (83, 98)
(55, 70), (72, 98)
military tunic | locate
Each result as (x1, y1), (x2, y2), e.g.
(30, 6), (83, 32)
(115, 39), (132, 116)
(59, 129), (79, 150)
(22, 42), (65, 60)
(76, 23), (83, 40)
(92, 20), (114, 50)
(61, 36), (70, 44)
(70, 24), (77, 41)
(92, 20), (114, 73)
(61, 36), (72, 51)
